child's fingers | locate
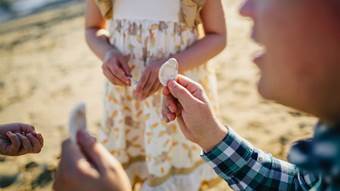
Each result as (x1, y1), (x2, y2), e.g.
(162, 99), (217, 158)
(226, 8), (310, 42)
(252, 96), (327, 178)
(27, 134), (42, 153)
(148, 79), (162, 98)
(118, 55), (132, 76)
(143, 73), (158, 98)
(108, 63), (130, 85)
(103, 65), (126, 86)
(17, 133), (33, 154)
(7, 132), (20, 153)
(136, 69), (151, 96)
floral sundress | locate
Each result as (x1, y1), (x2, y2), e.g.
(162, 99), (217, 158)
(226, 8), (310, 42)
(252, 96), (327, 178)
(98, 0), (221, 190)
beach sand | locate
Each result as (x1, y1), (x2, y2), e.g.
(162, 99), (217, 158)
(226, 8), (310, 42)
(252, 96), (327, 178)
(0, 0), (316, 190)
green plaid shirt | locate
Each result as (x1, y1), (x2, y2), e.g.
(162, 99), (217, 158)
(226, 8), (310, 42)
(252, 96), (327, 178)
(201, 122), (340, 191)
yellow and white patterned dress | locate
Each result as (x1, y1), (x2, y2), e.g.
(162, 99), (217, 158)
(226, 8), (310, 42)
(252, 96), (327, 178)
(99, 0), (221, 190)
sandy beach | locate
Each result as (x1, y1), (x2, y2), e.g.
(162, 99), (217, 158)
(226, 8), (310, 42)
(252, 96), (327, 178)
(0, 0), (316, 190)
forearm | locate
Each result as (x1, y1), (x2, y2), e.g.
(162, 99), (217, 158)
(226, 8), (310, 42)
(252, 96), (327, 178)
(202, 128), (321, 190)
(85, 27), (116, 61)
(174, 32), (226, 73)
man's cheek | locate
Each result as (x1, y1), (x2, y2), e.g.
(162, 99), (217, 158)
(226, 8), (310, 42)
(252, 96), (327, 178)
(261, 59), (287, 90)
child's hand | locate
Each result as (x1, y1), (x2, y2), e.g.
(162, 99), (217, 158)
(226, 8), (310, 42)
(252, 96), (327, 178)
(102, 49), (131, 86)
(134, 59), (165, 100)
(0, 123), (44, 156)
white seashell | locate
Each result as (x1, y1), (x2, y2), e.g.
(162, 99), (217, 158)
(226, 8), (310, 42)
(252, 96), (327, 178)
(68, 102), (87, 143)
(159, 58), (178, 86)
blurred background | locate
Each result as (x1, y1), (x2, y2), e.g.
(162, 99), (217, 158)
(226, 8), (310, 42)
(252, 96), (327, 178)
(0, 0), (316, 190)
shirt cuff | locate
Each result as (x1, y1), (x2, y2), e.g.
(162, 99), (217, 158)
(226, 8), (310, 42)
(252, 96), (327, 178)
(201, 127), (254, 177)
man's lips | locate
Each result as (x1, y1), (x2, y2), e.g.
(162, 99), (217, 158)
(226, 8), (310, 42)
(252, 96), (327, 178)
(251, 30), (266, 66)
(252, 42), (267, 67)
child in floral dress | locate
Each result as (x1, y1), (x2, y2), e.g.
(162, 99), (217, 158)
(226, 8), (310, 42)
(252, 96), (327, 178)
(85, 0), (226, 190)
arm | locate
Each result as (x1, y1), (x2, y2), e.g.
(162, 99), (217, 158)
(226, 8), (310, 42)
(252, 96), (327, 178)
(85, 0), (112, 61)
(134, 0), (227, 100)
(85, 0), (131, 86)
(174, 0), (227, 73)
(202, 128), (321, 191)
(162, 75), (321, 191)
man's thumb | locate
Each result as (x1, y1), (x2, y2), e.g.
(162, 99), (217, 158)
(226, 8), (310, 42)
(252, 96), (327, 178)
(168, 80), (200, 108)
(76, 130), (107, 173)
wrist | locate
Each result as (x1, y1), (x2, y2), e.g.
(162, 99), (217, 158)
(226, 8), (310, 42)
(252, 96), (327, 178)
(199, 121), (228, 153)
(102, 48), (119, 62)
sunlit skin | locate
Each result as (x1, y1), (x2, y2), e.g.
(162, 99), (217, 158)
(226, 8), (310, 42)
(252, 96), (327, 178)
(54, 0), (340, 190)
(53, 130), (131, 191)
(54, 1), (226, 190)
(241, 0), (340, 121)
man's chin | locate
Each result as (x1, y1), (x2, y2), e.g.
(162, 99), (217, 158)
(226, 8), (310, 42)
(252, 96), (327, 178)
(257, 80), (274, 100)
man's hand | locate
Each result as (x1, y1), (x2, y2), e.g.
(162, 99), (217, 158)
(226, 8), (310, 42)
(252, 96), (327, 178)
(162, 75), (228, 152)
(53, 130), (131, 191)
(134, 59), (165, 100)
(0, 123), (44, 156)
(102, 49), (132, 86)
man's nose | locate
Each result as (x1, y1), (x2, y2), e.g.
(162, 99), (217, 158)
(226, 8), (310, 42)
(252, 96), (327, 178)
(239, 0), (254, 18)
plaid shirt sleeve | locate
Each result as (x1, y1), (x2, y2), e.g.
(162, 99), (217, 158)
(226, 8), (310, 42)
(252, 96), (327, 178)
(201, 128), (321, 191)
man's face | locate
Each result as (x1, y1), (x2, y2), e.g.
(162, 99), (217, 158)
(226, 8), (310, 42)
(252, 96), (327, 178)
(240, 0), (340, 119)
